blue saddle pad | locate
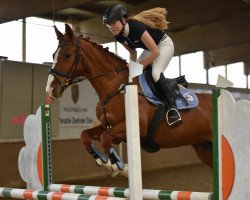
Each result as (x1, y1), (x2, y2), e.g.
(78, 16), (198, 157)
(138, 73), (198, 110)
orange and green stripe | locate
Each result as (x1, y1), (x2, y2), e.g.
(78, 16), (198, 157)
(0, 187), (127, 200)
(49, 184), (213, 200)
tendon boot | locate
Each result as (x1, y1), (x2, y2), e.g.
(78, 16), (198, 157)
(155, 73), (182, 126)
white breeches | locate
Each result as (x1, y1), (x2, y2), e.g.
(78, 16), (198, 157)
(137, 35), (174, 82)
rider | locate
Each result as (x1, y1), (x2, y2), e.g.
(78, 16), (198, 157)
(103, 4), (181, 126)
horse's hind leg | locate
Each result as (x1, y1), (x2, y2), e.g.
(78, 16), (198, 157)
(192, 141), (213, 168)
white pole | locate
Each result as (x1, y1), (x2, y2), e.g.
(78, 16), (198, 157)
(125, 60), (143, 200)
(116, 42), (123, 162)
(125, 85), (143, 200)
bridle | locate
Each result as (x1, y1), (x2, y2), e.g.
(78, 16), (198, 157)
(49, 38), (86, 91)
(49, 37), (128, 92)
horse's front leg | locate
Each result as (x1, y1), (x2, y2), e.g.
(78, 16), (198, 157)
(101, 122), (128, 176)
(80, 125), (113, 170)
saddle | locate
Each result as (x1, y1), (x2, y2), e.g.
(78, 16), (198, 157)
(139, 68), (196, 153)
(144, 67), (188, 106)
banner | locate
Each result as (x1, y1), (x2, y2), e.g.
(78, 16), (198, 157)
(59, 81), (99, 130)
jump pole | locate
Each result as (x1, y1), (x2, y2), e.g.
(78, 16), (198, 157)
(0, 187), (127, 200)
(123, 60), (144, 200)
(48, 184), (213, 200)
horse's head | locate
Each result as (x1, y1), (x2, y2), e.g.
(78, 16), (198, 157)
(46, 23), (129, 101)
(46, 24), (86, 99)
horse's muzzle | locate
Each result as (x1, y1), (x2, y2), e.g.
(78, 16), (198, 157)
(46, 85), (60, 100)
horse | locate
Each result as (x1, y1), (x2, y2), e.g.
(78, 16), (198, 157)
(46, 24), (213, 175)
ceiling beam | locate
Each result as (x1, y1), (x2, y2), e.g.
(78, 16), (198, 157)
(74, 4), (106, 15)
(134, 0), (250, 31)
(171, 13), (250, 55)
(0, 0), (97, 23)
(38, 13), (92, 24)
(205, 43), (250, 67)
(74, 1), (136, 17)
(121, 0), (151, 5)
(77, 18), (113, 43)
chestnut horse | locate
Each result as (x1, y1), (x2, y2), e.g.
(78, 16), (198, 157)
(46, 24), (212, 174)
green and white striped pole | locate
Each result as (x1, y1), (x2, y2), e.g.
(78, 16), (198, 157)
(48, 184), (213, 200)
(0, 187), (127, 200)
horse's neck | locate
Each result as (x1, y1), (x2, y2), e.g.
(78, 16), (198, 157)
(90, 64), (129, 103)
(83, 41), (128, 102)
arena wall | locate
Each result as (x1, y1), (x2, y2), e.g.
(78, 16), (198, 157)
(1, 60), (249, 188)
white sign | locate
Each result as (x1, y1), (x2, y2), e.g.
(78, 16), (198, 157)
(59, 81), (99, 130)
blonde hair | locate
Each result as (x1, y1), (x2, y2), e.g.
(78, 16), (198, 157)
(128, 7), (169, 30)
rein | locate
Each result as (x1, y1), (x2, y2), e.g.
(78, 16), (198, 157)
(89, 66), (128, 81)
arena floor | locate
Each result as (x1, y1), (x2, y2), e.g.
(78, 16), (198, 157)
(0, 163), (213, 200)
(65, 163), (213, 193)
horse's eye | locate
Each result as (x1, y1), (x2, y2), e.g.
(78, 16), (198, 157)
(65, 52), (71, 58)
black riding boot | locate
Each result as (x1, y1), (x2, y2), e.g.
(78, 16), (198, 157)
(155, 73), (182, 126)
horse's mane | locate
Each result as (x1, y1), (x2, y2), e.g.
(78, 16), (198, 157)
(79, 35), (128, 65)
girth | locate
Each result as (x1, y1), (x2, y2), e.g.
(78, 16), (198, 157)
(140, 104), (165, 153)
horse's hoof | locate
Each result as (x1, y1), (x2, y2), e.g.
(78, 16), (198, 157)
(102, 159), (112, 171)
(111, 164), (118, 171)
(120, 164), (128, 177)
(95, 158), (103, 166)
(111, 164), (128, 177)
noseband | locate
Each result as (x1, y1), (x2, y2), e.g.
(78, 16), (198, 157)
(49, 38), (86, 91)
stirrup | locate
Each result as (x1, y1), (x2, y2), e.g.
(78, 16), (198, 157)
(166, 108), (182, 126)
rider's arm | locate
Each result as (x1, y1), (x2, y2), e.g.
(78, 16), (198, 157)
(139, 31), (160, 67)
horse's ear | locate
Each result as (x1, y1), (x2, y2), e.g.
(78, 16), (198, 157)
(54, 25), (63, 40)
(65, 24), (74, 38)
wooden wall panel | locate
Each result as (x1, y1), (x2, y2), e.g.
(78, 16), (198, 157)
(0, 61), (33, 138)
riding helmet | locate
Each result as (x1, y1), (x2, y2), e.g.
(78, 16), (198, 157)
(103, 4), (128, 24)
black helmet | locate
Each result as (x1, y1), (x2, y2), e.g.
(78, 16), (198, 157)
(103, 4), (128, 24)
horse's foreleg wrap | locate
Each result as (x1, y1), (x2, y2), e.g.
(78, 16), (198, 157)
(100, 122), (127, 174)
(88, 143), (108, 163)
(109, 147), (125, 170)
(88, 143), (113, 170)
